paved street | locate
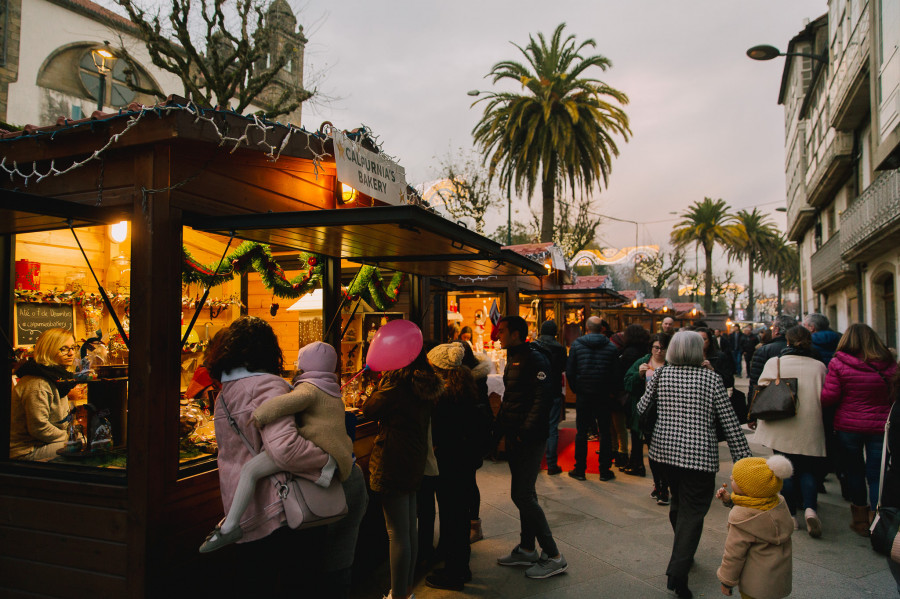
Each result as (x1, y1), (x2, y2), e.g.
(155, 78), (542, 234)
(355, 376), (896, 598)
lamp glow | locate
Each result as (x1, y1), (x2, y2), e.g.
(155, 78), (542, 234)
(341, 183), (357, 203)
(110, 220), (128, 243)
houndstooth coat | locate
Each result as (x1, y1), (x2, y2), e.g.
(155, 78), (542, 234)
(637, 365), (751, 472)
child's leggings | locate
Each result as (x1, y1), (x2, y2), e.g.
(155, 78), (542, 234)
(222, 451), (280, 533)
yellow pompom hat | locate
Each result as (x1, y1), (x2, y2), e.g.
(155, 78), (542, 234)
(732, 455), (793, 498)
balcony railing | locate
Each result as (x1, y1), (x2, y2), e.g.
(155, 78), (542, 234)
(806, 131), (854, 207)
(830, 2), (870, 129)
(810, 230), (854, 291)
(841, 168), (900, 260)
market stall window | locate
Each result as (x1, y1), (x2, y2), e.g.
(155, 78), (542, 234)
(8, 224), (131, 471)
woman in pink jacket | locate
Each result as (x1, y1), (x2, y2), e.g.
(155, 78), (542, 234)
(820, 323), (897, 535)
(206, 316), (331, 593)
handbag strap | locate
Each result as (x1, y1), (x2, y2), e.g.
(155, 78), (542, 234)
(877, 402), (896, 510)
(775, 357), (781, 384)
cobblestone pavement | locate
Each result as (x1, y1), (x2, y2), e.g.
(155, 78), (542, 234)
(354, 376), (896, 598)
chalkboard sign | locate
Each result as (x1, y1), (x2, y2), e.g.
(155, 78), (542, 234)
(15, 302), (76, 346)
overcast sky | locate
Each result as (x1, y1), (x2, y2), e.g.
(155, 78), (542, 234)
(295, 0), (826, 272)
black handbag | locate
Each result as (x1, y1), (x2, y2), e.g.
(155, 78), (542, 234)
(730, 388), (749, 424)
(748, 358), (798, 421)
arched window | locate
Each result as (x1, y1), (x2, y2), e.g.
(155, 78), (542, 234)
(78, 50), (136, 107)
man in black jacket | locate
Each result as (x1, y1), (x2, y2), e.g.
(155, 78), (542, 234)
(748, 315), (796, 396)
(494, 316), (568, 579)
(534, 320), (567, 475)
(566, 316), (620, 481)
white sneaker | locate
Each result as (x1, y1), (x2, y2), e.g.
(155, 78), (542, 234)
(805, 508), (822, 538)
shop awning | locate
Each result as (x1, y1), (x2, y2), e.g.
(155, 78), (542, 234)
(527, 287), (629, 304)
(0, 189), (131, 233)
(184, 205), (546, 277)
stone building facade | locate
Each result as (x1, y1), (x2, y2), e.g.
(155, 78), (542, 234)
(780, 0), (900, 348)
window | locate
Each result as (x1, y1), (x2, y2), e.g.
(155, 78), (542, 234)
(8, 225), (130, 473)
(78, 51), (136, 108)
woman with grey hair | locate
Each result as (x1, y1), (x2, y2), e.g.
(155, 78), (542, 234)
(637, 330), (752, 599)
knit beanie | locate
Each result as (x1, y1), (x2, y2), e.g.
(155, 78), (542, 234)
(296, 341), (337, 373)
(732, 455), (793, 498)
(427, 343), (465, 370)
(540, 320), (558, 336)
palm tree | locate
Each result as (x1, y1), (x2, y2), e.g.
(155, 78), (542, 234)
(765, 236), (800, 316)
(670, 198), (738, 313)
(471, 23), (631, 242)
(727, 208), (780, 321)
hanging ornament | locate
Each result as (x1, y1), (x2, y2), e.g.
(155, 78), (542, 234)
(270, 302), (279, 317)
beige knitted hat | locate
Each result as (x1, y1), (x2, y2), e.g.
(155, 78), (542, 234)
(427, 343), (465, 370)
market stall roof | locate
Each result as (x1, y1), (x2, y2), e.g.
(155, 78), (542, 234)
(185, 204), (546, 277)
(0, 188), (131, 233)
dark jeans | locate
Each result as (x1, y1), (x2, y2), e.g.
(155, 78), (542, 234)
(628, 430), (644, 469)
(546, 395), (563, 468)
(774, 450), (825, 514)
(732, 350), (742, 377)
(417, 474), (438, 562)
(506, 434), (559, 556)
(574, 398), (612, 474)
(659, 463), (716, 580)
(382, 491), (418, 598)
(837, 430), (884, 510)
(436, 463), (475, 579)
(470, 476), (481, 520)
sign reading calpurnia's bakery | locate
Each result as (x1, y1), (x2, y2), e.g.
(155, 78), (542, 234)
(333, 130), (408, 206)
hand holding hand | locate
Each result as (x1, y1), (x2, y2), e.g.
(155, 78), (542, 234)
(701, 360), (713, 370)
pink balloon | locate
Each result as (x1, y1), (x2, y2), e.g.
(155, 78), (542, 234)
(366, 320), (423, 372)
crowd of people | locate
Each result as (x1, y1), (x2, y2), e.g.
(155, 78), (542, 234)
(18, 309), (898, 598)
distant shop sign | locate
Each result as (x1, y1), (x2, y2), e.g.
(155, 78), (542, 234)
(333, 131), (408, 205)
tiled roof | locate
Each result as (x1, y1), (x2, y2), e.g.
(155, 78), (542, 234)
(563, 275), (610, 290)
(50, 0), (138, 33)
(673, 302), (704, 315)
(618, 290), (639, 300)
(644, 298), (673, 310)
(503, 242), (553, 255)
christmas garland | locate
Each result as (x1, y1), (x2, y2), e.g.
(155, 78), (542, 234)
(181, 241), (405, 311)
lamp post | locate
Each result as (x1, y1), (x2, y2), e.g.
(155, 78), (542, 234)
(91, 42), (117, 112)
(746, 44), (827, 64)
(468, 89), (512, 245)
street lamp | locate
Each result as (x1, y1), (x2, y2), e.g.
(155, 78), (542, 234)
(746, 44), (827, 63)
(468, 89), (512, 245)
(91, 42), (117, 112)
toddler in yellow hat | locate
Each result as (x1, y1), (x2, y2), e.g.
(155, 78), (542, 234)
(715, 455), (794, 599)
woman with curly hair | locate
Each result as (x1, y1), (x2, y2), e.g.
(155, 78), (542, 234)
(363, 345), (444, 599)
(201, 317), (331, 591)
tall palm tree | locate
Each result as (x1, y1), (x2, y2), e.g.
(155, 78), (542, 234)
(670, 198), (738, 313)
(471, 23), (631, 242)
(765, 236), (800, 316)
(727, 208), (780, 322)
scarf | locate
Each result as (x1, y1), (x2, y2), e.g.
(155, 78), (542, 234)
(15, 358), (77, 396)
(730, 492), (779, 512)
(293, 370), (341, 397)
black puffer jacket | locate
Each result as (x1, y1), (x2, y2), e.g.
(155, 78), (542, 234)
(566, 333), (619, 401)
(535, 334), (567, 396)
(496, 342), (552, 442)
(748, 335), (787, 394)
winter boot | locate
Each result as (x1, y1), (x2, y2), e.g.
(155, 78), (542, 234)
(469, 518), (483, 543)
(850, 504), (870, 536)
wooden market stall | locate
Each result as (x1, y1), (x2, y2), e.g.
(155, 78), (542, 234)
(0, 97), (545, 598)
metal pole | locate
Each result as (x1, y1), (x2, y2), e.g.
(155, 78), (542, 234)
(97, 71), (106, 112)
(507, 178), (512, 245)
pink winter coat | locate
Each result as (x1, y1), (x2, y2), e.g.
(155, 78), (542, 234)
(820, 351), (897, 434)
(214, 371), (329, 543)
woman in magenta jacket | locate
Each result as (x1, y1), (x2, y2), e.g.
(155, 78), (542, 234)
(820, 323), (897, 535)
